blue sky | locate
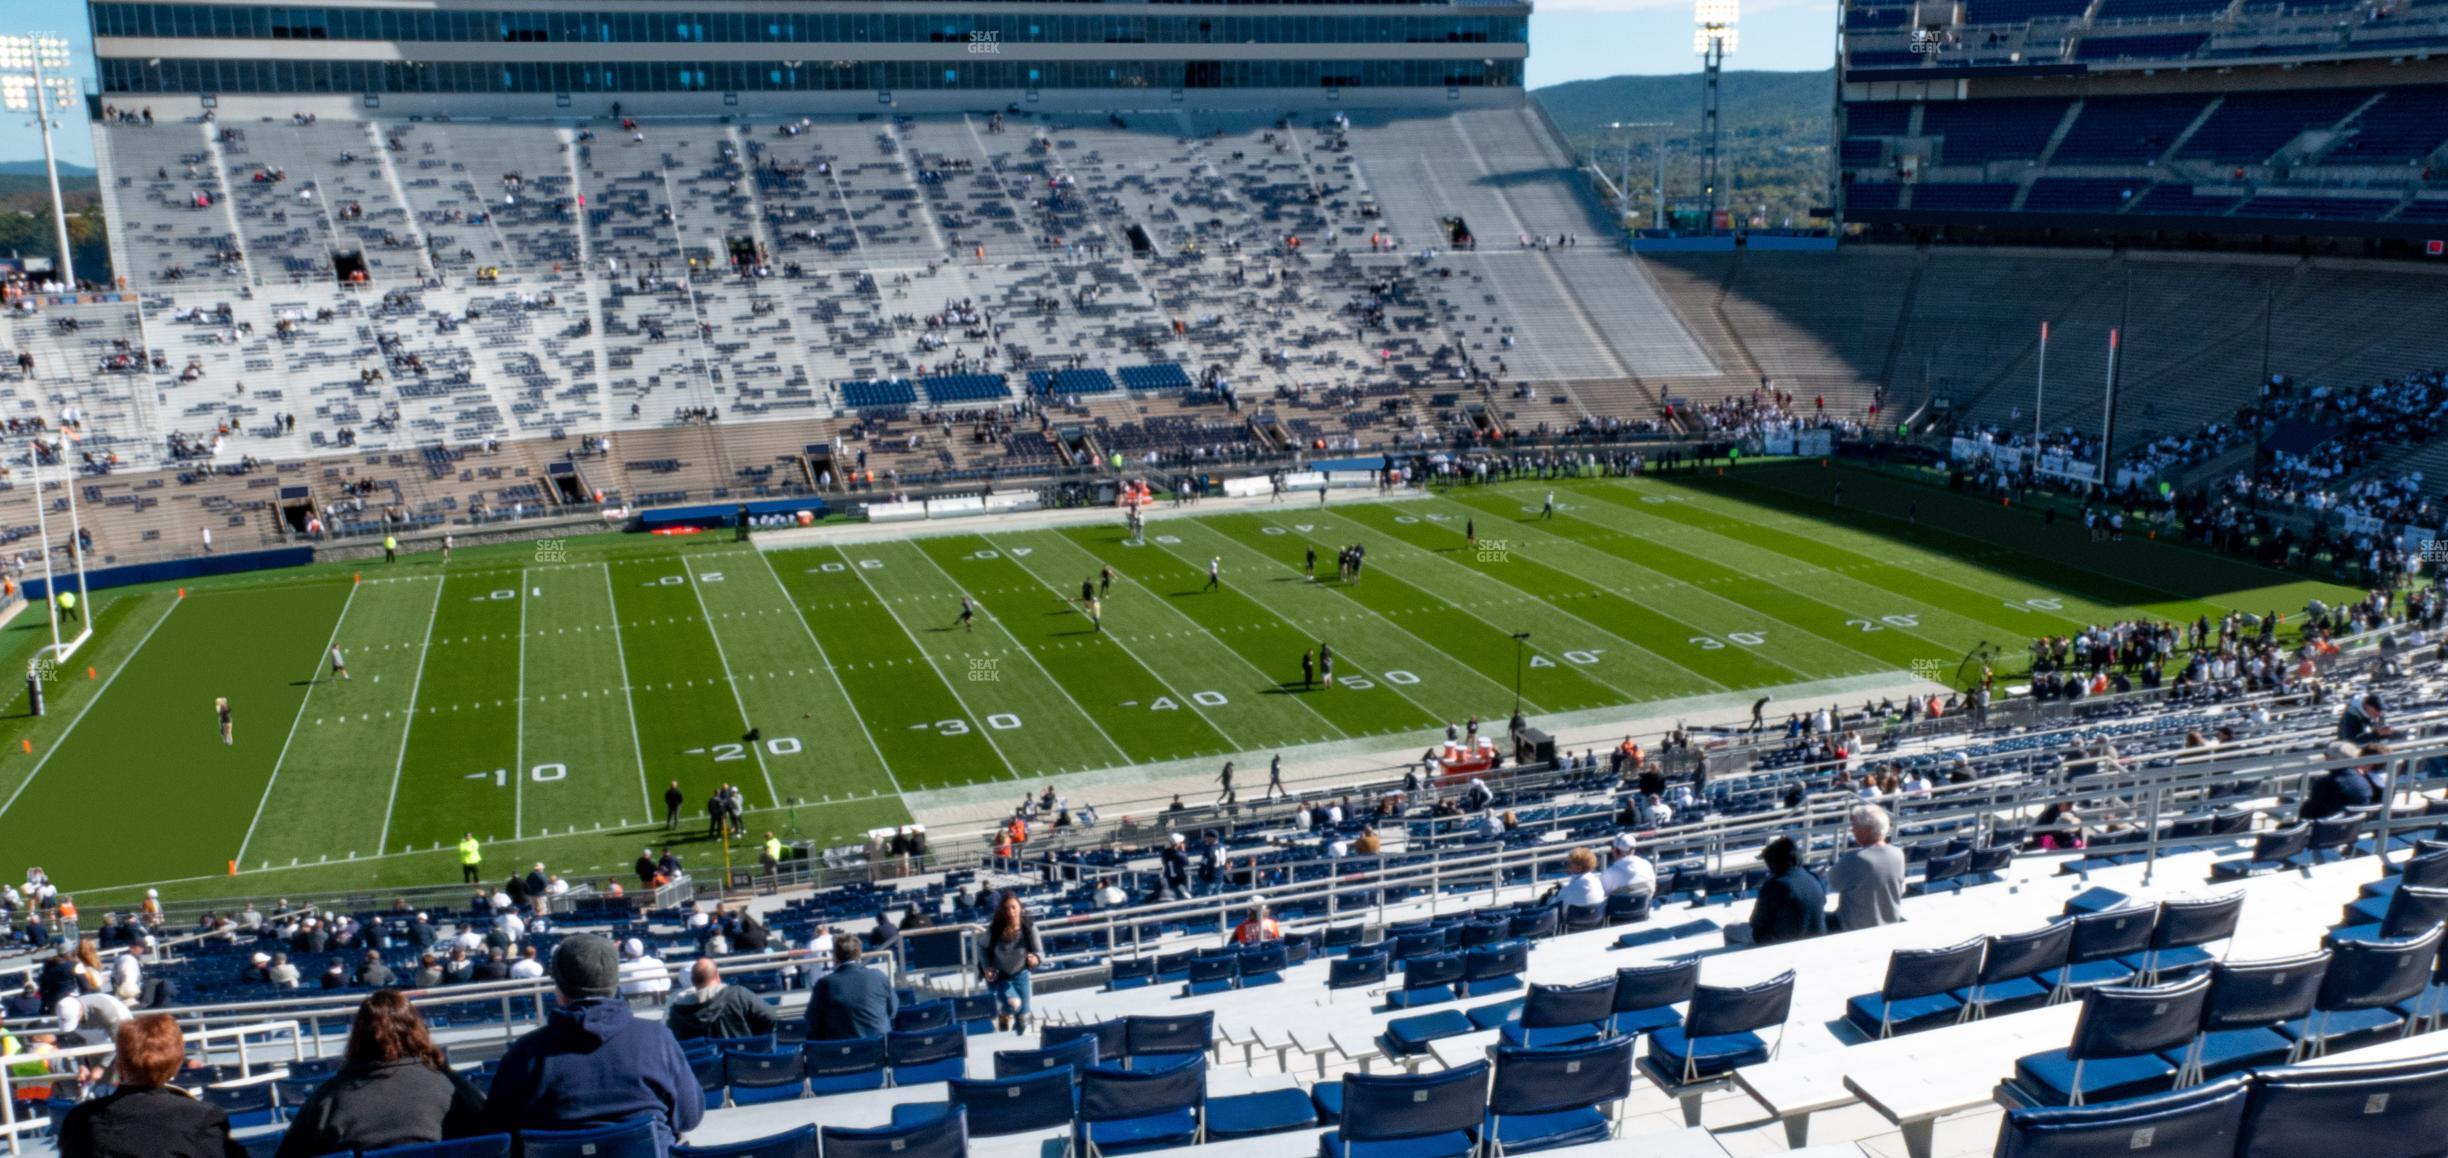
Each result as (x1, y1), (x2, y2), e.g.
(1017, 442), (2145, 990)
(0, 0), (1836, 168)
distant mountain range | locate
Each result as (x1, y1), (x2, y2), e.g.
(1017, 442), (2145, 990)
(1531, 68), (1835, 228)
(0, 160), (97, 178)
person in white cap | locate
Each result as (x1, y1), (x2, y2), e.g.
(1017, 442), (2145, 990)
(1601, 833), (1657, 902)
(615, 938), (670, 998)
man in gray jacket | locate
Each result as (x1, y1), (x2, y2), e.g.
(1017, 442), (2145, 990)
(665, 959), (779, 1041)
(1831, 803), (1906, 931)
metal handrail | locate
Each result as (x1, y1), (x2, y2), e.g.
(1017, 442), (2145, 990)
(0, 1018), (307, 1155)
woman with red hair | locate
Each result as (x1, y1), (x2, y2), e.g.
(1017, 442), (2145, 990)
(57, 1014), (245, 1158)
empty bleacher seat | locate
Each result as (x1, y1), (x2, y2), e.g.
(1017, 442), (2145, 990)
(671, 1124), (819, 1158)
(1483, 1037), (1635, 1156)
(1318, 1060), (1489, 1158)
(2009, 972), (2213, 1106)
(821, 1105), (969, 1158)
(2164, 952), (2328, 1083)
(1994, 1072), (2250, 1158)
(1846, 937), (1984, 1038)
(2236, 1051), (2448, 1158)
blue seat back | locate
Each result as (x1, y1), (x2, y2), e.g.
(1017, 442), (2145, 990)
(1340, 1060), (1490, 1143)
(1463, 941), (1528, 983)
(362, 1135), (515, 1158)
(1322, 924), (1366, 948)
(1123, 1012), (1213, 1061)
(1685, 970), (1796, 1039)
(1508, 908), (1560, 940)
(1042, 1019), (1129, 1064)
(2316, 926), (2443, 1013)
(995, 1035), (1097, 1079)
(888, 1028), (969, 1067)
(2400, 850), (2448, 891)
(948, 1068), (1078, 1136)
(1186, 956), (1238, 986)
(1982, 923), (2074, 985)
(1922, 851), (1970, 883)
(2154, 894), (2245, 951)
(2200, 953), (2329, 1031)
(521, 1118), (662, 1158)
(2253, 824), (2311, 863)
(670, 1124), (819, 1158)
(1882, 937), (1985, 1003)
(2238, 1052), (2448, 1158)
(896, 1000), (953, 1033)
(2379, 885), (2448, 940)
(1402, 951), (1467, 990)
(1995, 1074), (2249, 1158)
(803, 1035), (888, 1076)
(197, 1083), (277, 1113)
(723, 1048), (805, 1087)
(1394, 931), (1449, 960)
(2070, 907), (2159, 965)
(1613, 958), (1699, 1013)
(2068, 973), (2211, 1062)
(952, 993), (1000, 1024)
(1488, 1037), (1634, 1117)
(1329, 954), (1389, 991)
(1077, 1055), (1207, 1126)
(1519, 978), (1615, 1030)
(822, 1105), (969, 1158)
(1240, 945), (1288, 976)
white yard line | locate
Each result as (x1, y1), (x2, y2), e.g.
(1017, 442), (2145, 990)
(682, 555), (784, 810)
(512, 574), (531, 838)
(376, 578), (448, 854)
(234, 580), (363, 863)
(603, 563), (655, 821)
(749, 549), (901, 795)
(0, 595), (182, 824)
(837, 546), (1026, 778)
(897, 541), (1134, 767)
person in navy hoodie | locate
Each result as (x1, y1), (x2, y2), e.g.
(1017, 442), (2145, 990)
(480, 933), (703, 1149)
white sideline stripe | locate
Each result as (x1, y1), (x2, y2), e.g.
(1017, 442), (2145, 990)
(0, 595), (183, 824)
(749, 549), (900, 796)
(683, 555), (783, 810)
(235, 580), (364, 863)
(375, 578), (449, 854)
(603, 563), (655, 820)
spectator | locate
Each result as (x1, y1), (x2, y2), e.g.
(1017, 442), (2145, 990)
(981, 892), (1042, 1034)
(1231, 903), (1281, 945)
(665, 959), (779, 1042)
(1555, 847), (1607, 909)
(810, 933), (896, 1040)
(57, 1014), (246, 1158)
(1830, 804), (1905, 931)
(480, 934), (703, 1144)
(275, 990), (486, 1158)
(508, 946), (544, 980)
(1601, 833), (1656, 901)
(356, 951), (397, 989)
(1744, 837), (1827, 946)
(267, 952), (300, 989)
(863, 912), (900, 953)
(2302, 740), (2383, 821)
(616, 938), (670, 998)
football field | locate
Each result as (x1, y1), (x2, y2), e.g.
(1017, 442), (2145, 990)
(0, 464), (2350, 902)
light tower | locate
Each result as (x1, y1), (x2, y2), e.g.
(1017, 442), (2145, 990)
(0, 34), (82, 289)
(1693, 0), (1738, 230)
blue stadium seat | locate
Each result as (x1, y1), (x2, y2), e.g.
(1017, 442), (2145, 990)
(822, 1106), (968, 1158)
(1329, 952), (1390, 1000)
(1483, 1037), (1635, 1156)
(1076, 1055), (1206, 1157)
(2279, 926), (2441, 1056)
(1042, 1020), (1129, 1066)
(1239, 944), (1289, 987)
(1185, 953), (1240, 996)
(1955, 922), (2072, 1018)
(2331, 885), (2448, 944)
(1107, 957), (1156, 991)
(888, 1028), (969, 1085)
(895, 1000), (953, 1034)
(1461, 942), (1529, 997)
(1320, 924), (1368, 957)
(1122, 1012), (1212, 1069)
(1994, 1073), (2249, 1158)
(1609, 958), (1699, 1038)
(2237, 1051), (2448, 1158)
(1845, 937), (1983, 1039)
(2212, 824), (2314, 880)
(995, 1035), (1097, 1081)
(1318, 1060), (1489, 1158)
(1497, 977), (1615, 1048)
(1639, 970), (1796, 1125)
(802, 1035), (887, 1094)
(2160, 952), (2328, 1084)
(2009, 973), (2212, 1106)
(363, 1136), (515, 1158)
(931, 1068), (1077, 1136)
(720, 1048), (806, 1106)
(521, 1118), (662, 1158)
(671, 1124), (819, 1158)
(2123, 894), (2244, 983)
(1387, 952), (1466, 1009)
(952, 993), (999, 1036)
(2057, 907), (2156, 995)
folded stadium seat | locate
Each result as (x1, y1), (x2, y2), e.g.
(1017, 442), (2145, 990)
(522, 1118), (663, 1158)
(1602, 892), (1652, 927)
(272, 1077), (323, 1112)
(1502, 908), (1558, 942)
(1316, 1060), (1490, 1158)
(894, 1000), (953, 1034)
(1608, 958), (1699, 1038)
(1911, 850), (1972, 896)
(2399, 935), (2448, 1033)
(1239, 944), (1289, 988)
(2278, 925), (2442, 1056)
(670, 1124), (819, 1158)
(1956, 922), (2074, 1023)
(684, 1045), (726, 1107)
(1638, 970), (1797, 1126)
(821, 1105), (969, 1158)
(1466, 995), (1527, 1032)
(1392, 930), (1450, 963)
(1206, 1086), (1322, 1140)
(2062, 887), (2134, 916)
(2055, 907), (2158, 998)
(2235, 1051), (2448, 1158)
(2308, 813), (2373, 864)
(705, 1033), (778, 1054)
(2211, 824), (2314, 880)
(196, 1082), (280, 1130)
(1042, 1020), (1129, 1066)
(802, 1035), (887, 1094)
(1106, 958), (1157, 992)
(1482, 1037), (1636, 1157)
(1450, 921), (1503, 951)
(1154, 951), (1194, 980)
(1384, 1005), (1478, 1057)
(773, 1017), (809, 1046)
(1329, 952), (1391, 1001)
(2334, 885), (2448, 944)
(1844, 937), (1984, 1039)
(996, 1035), (1098, 1081)
(1496, 977), (1615, 1047)
(1992, 1073), (2250, 1158)
(721, 1048), (807, 1106)
(2351, 845), (2448, 919)
(952, 993), (999, 1035)
(1385, 951), (1466, 1010)
(887, 1028), (969, 1085)
(1074, 1055), (1207, 1157)
(1122, 1012), (1214, 1069)
(363, 1136), (516, 1158)
(1967, 845), (2018, 885)
(1462, 942), (1529, 997)
(284, 1057), (338, 1080)
(896, 1069), (1076, 1137)
(1615, 917), (1722, 951)
(2158, 952), (2328, 1083)
(2008, 973), (2212, 1107)
(1558, 903), (1607, 936)
(2122, 894), (2245, 983)
(1320, 924), (1368, 957)
(1184, 953), (1241, 996)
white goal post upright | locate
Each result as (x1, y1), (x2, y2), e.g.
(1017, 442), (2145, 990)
(27, 450), (93, 665)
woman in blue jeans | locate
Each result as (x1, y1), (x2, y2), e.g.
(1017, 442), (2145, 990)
(982, 892), (1042, 1034)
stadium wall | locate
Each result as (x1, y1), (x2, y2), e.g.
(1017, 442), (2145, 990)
(19, 547), (316, 600)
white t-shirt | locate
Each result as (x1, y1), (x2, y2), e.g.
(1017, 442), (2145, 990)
(1600, 854), (1657, 899)
(1558, 872), (1608, 909)
(618, 955), (671, 996)
(509, 957), (546, 980)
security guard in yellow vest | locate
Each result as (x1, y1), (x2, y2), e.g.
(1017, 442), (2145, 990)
(458, 833), (482, 883)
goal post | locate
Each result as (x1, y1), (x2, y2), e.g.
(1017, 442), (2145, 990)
(27, 454), (92, 666)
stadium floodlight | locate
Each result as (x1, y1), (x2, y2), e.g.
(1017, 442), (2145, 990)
(1691, 1), (1737, 228)
(0, 33), (82, 290)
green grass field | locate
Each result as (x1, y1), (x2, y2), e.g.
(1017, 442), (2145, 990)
(0, 463), (2351, 904)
